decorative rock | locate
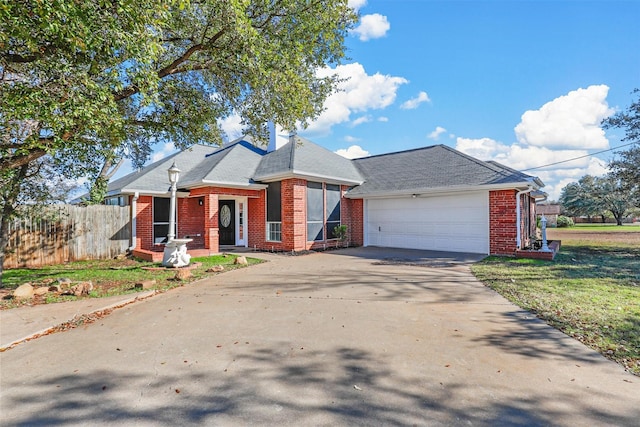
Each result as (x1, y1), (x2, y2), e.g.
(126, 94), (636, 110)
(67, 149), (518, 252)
(13, 284), (34, 299)
(207, 265), (225, 273)
(134, 280), (156, 290)
(174, 269), (192, 281)
(234, 256), (248, 265)
(71, 281), (93, 297)
(58, 278), (72, 285)
(48, 284), (62, 292)
(33, 286), (50, 296)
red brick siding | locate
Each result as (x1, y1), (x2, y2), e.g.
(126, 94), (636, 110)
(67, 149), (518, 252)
(342, 193), (363, 246)
(489, 189), (517, 256)
(489, 189), (535, 256)
(248, 190), (267, 250)
(135, 195), (153, 251)
(177, 197), (205, 249)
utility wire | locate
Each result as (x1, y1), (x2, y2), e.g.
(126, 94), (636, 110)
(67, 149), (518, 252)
(520, 141), (636, 172)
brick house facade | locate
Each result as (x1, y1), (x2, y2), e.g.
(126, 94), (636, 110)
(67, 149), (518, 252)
(107, 138), (546, 261)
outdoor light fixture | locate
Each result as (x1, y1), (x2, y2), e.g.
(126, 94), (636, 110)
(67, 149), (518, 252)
(167, 161), (181, 185)
(167, 162), (181, 242)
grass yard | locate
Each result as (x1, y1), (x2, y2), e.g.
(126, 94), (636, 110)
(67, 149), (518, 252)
(1, 254), (262, 309)
(472, 229), (640, 375)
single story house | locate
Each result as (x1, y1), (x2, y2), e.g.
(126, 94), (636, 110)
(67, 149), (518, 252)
(536, 203), (561, 227)
(105, 134), (547, 260)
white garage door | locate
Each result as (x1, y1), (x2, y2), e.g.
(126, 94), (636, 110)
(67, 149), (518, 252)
(365, 192), (489, 254)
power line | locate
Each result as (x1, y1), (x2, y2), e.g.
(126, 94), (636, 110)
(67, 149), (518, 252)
(520, 141), (636, 172)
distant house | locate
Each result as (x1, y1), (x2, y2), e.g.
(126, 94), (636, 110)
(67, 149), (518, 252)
(105, 135), (546, 261)
(536, 203), (561, 227)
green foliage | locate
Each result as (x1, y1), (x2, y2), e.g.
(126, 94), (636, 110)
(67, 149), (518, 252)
(333, 224), (348, 241)
(1, 0), (357, 174)
(559, 174), (635, 225)
(603, 89), (640, 205)
(556, 215), (574, 228)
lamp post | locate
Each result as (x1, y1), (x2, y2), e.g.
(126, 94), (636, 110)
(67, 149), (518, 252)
(167, 162), (181, 243)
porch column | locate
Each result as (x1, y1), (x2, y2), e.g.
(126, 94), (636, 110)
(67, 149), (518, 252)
(204, 193), (219, 253)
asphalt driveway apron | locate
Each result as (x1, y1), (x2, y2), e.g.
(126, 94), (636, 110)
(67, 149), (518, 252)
(1, 247), (638, 426)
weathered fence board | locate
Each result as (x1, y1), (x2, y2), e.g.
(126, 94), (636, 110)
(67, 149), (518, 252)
(4, 205), (130, 269)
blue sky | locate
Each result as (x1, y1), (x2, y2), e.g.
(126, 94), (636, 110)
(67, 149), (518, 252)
(155, 0), (640, 200)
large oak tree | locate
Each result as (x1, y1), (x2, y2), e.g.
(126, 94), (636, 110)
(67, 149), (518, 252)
(0, 0), (357, 282)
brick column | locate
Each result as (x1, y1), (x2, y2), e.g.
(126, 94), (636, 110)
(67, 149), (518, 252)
(281, 178), (307, 251)
(489, 189), (517, 256)
(204, 193), (219, 253)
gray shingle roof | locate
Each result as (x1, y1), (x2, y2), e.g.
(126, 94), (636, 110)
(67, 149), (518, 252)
(107, 141), (267, 195)
(346, 144), (542, 197)
(254, 136), (363, 184)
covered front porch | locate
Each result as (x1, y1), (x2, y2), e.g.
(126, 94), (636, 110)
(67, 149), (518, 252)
(131, 186), (264, 262)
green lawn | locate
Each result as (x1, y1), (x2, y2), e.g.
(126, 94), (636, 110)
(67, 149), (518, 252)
(472, 243), (640, 375)
(562, 223), (640, 232)
(1, 254), (263, 308)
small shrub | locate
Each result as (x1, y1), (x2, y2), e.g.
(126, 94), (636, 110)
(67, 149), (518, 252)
(557, 215), (574, 228)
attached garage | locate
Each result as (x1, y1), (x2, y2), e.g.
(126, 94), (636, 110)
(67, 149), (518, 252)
(364, 191), (489, 254)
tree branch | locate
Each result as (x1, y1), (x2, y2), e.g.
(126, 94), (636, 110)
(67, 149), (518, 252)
(0, 148), (47, 171)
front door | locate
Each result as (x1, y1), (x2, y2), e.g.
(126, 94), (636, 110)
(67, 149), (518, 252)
(218, 200), (235, 245)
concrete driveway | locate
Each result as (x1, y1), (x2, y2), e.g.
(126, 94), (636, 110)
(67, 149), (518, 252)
(1, 247), (638, 426)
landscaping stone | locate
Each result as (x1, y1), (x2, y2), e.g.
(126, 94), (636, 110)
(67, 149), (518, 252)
(33, 287), (50, 296)
(134, 280), (157, 290)
(207, 265), (225, 273)
(13, 284), (34, 300)
(234, 256), (248, 265)
(58, 278), (72, 285)
(62, 282), (93, 297)
(174, 269), (192, 281)
(48, 284), (62, 292)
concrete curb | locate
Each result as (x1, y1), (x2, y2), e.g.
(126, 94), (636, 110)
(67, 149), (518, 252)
(0, 291), (157, 351)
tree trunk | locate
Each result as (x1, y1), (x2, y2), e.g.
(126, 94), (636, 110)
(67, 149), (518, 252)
(0, 164), (29, 287)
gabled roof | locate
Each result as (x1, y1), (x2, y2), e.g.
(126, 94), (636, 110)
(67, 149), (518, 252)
(254, 136), (363, 185)
(346, 144), (542, 198)
(106, 140), (267, 196)
(180, 140), (266, 189)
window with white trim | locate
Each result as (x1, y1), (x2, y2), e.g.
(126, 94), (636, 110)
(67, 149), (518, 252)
(266, 182), (282, 241)
(153, 197), (175, 244)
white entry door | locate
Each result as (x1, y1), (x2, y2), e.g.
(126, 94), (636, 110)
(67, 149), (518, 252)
(365, 192), (489, 254)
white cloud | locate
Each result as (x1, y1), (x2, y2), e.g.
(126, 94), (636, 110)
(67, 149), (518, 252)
(427, 126), (447, 140)
(352, 115), (372, 126)
(352, 13), (390, 41)
(152, 143), (178, 162)
(335, 145), (370, 159)
(454, 137), (609, 200)
(344, 135), (361, 143)
(305, 63), (407, 135)
(453, 86), (615, 200)
(514, 85), (614, 149)
(400, 91), (431, 110)
(348, 0), (367, 11)
(218, 114), (244, 141)
(378, 116), (389, 122)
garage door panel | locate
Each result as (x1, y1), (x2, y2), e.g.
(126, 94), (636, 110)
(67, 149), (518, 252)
(366, 192), (489, 254)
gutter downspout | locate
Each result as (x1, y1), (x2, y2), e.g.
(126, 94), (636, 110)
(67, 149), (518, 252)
(128, 192), (139, 252)
(516, 186), (533, 250)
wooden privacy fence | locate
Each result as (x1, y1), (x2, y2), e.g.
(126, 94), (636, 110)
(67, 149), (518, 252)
(4, 205), (131, 269)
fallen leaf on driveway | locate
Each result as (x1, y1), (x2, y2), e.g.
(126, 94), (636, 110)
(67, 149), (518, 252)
(353, 385), (362, 391)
